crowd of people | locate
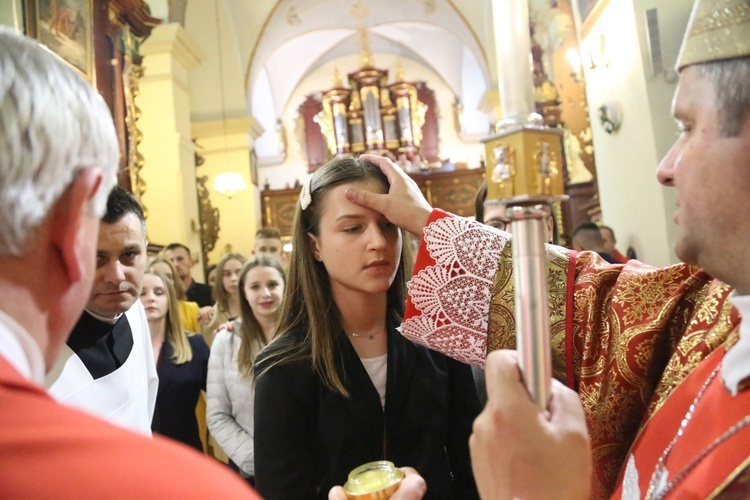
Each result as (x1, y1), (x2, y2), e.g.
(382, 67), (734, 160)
(0, 0), (748, 498)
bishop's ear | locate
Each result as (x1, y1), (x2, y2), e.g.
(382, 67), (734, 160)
(51, 168), (104, 284)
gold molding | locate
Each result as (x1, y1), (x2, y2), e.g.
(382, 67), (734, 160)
(118, 23), (148, 218)
(196, 174), (220, 256)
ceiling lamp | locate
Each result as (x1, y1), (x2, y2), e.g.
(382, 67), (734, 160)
(213, 172), (246, 199)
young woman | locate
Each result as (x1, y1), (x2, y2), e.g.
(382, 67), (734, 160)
(147, 256), (200, 333)
(200, 253), (246, 346)
(254, 158), (480, 499)
(207, 257), (285, 486)
(140, 270), (209, 451)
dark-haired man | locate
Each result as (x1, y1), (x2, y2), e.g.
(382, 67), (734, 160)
(571, 221), (621, 264)
(165, 242), (213, 307)
(47, 187), (158, 435)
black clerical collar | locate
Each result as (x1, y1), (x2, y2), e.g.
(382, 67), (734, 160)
(67, 310), (134, 380)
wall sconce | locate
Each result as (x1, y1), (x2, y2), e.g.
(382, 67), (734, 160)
(585, 33), (609, 70)
(213, 172), (247, 199)
(598, 101), (622, 134)
(566, 47), (583, 84)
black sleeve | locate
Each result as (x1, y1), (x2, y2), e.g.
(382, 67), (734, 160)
(190, 334), (210, 392)
(254, 358), (318, 500)
(447, 357), (481, 499)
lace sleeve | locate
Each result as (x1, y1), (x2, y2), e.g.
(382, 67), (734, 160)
(401, 210), (510, 366)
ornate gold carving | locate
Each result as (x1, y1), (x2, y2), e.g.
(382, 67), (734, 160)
(349, 83), (362, 111)
(316, 95), (337, 156)
(123, 54), (146, 215)
(490, 143), (516, 185)
(534, 140), (559, 195)
(409, 88), (427, 147)
(196, 174), (220, 255)
(118, 24), (147, 217)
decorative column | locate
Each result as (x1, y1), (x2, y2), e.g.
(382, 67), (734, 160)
(350, 67), (388, 152)
(321, 87), (352, 156)
(482, 0), (568, 409)
(138, 23), (203, 261)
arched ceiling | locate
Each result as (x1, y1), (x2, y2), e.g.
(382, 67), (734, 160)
(243, 0), (491, 116)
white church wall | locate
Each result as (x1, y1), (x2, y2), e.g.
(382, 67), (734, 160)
(578, 0), (688, 267)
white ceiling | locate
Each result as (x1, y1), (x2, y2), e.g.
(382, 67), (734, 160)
(245, 0), (490, 116)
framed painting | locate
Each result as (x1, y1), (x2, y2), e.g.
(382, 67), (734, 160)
(579, 0), (611, 38)
(24, 0), (94, 80)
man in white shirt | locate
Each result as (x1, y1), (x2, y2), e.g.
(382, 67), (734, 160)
(47, 187), (158, 435)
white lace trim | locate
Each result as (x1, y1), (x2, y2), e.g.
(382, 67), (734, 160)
(401, 216), (510, 366)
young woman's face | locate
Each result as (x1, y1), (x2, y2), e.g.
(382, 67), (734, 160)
(243, 266), (285, 320)
(222, 258), (243, 296)
(140, 273), (169, 322)
(308, 179), (402, 299)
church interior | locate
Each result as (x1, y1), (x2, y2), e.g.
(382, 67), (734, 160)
(1, 0), (692, 276)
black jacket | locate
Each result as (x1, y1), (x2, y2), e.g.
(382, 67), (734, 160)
(186, 281), (213, 308)
(151, 334), (209, 450)
(254, 323), (480, 499)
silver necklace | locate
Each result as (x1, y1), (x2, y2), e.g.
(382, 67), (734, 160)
(348, 329), (385, 340)
(645, 363), (750, 500)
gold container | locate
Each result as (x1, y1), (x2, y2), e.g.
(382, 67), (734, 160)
(343, 461), (404, 500)
(481, 125), (565, 203)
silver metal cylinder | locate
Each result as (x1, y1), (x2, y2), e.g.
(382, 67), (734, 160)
(508, 204), (552, 409)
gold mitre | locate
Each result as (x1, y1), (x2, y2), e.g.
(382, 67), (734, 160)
(676, 0), (750, 71)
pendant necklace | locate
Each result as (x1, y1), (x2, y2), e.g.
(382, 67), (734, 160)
(645, 362), (750, 500)
(348, 329), (385, 341)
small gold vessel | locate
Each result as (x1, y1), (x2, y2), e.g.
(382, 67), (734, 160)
(343, 460), (404, 499)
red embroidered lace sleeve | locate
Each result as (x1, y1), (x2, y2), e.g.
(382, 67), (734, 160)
(401, 209), (510, 366)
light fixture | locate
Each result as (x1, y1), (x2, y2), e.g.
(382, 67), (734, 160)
(213, 172), (247, 199)
(566, 47), (582, 83)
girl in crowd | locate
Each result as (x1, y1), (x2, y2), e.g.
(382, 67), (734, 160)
(200, 253), (246, 346)
(140, 270), (209, 451)
(207, 256), (286, 486)
(147, 256), (200, 333)
(254, 158), (480, 499)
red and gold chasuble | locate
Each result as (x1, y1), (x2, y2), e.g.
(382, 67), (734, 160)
(402, 210), (745, 499)
(612, 348), (750, 499)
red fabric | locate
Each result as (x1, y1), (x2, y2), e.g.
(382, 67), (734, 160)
(0, 357), (259, 499)
(611, 348), (750, 498)
(404, 210), (744, 497)
(406, 208), (452, 319)
(565, 250), (578, 391)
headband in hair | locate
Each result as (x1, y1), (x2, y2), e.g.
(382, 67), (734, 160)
(299, 174), (313, 210)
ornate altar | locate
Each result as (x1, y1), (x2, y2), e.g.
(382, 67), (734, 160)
(300, 64), (439, 171)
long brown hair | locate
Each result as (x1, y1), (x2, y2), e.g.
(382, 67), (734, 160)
(213, 253), (246, 314)
(258, 157), (408, 396)
(236, 256), (286, 378)
(145, 270), (193, 364)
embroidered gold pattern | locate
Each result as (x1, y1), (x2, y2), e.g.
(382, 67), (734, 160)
(487, 249), (742, 499)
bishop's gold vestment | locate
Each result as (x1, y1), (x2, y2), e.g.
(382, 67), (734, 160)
(401, 210), (745, 498)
